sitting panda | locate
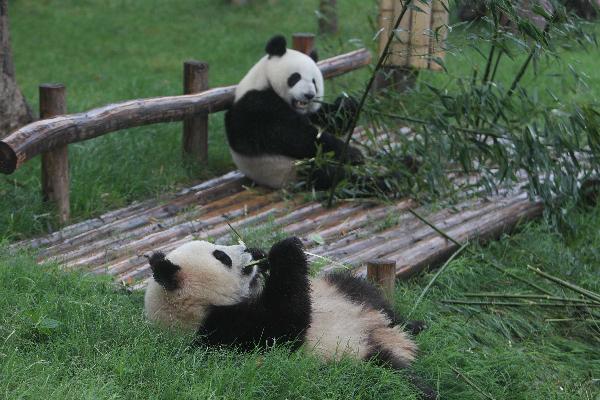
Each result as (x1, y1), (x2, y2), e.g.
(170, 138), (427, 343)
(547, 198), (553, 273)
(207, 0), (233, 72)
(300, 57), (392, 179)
(144, 237), (436, 399)
(225, 35), (364, 189)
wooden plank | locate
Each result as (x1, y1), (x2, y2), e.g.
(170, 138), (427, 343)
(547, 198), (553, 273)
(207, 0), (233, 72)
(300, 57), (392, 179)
(354, 198), (543, 279)
(37, 173), (247, 257)
(61, 191), (277, 269)
(367, 259), (396, 302)
(319, 196), (503, 263)
(10, 171), (243, 251)
(429, 0), (449, 71)
(408, 1), (432, 69)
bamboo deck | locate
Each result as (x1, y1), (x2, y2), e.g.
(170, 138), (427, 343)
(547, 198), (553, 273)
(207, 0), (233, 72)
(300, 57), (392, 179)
(11, 130), (543, 289)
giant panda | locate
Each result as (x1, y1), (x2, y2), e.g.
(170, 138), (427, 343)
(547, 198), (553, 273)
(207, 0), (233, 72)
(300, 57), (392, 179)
(144, 237), (436, 399)
(225, 35), (364, 190)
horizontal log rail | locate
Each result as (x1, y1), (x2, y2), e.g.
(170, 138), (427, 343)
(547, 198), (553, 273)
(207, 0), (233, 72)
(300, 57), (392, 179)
(0, 47), (371, 175)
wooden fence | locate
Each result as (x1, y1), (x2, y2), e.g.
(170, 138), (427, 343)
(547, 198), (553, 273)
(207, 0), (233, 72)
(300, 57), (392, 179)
(0, 33), (371, 223)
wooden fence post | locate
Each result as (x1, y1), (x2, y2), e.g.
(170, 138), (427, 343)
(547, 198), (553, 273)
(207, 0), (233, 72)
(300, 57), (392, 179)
(182, 61), (209, 163)
(367, 259), (396, 302)
(318, 0), (338, 35)
(40, 83), (69, 224)
(292, 33), (315, 55)
(374, 0), (449, 92)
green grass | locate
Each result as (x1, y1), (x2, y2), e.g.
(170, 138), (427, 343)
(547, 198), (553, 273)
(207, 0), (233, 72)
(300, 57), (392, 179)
(2, 206), (599, 399)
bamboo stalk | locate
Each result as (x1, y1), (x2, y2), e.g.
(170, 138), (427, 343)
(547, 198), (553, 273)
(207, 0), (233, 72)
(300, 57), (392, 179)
(410, 242), (469, 315)
(38, 174), (246, 257)
(442, 300), (600, 308)
(326, 0), (413, 207)
(527, 265), (600, 303)
(464, 293), (600, 304)
(450, 366), (497, 400)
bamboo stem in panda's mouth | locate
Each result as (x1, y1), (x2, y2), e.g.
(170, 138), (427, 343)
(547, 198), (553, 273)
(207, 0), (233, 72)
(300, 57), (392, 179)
(243, 258), (267, 268)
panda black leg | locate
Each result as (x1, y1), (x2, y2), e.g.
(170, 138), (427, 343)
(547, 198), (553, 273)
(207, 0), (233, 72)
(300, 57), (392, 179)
(391, 316), (428, 336)
(367, 346), (437, 400)
(308, 164), (342, 190)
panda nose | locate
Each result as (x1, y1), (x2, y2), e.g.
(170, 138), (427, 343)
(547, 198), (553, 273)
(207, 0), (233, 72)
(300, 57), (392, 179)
(304, 93), (315, 101)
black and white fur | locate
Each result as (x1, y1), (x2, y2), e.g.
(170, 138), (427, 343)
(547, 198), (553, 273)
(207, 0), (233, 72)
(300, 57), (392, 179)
(225, 35), (363, 190)
(145, 238), (436, 399)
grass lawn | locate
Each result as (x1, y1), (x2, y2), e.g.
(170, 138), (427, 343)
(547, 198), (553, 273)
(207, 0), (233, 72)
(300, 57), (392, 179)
(1, 206), (598, 399)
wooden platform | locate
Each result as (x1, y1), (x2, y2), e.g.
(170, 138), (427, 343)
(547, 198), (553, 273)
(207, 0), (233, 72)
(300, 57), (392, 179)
(12, 166), (543, 289)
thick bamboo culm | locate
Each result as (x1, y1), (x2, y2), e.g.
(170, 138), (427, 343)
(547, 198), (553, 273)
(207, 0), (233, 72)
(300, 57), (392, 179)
(39, 83), (70, 224)
(0, 46), (371, 175)
(378, 0), (448, 71)
(367, 259), (397, 302)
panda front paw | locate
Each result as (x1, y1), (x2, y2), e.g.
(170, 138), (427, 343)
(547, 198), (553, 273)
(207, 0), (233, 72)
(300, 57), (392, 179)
(246, 247), (269, 271)
(346, 145), (364, 165)
(334, 95), (359, 118)
(268, 237), (307, 274)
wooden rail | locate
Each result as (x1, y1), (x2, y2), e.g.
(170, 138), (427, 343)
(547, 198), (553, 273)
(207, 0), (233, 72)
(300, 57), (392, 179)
(0, 48), (370, 175)
(0, 33), (371, 223)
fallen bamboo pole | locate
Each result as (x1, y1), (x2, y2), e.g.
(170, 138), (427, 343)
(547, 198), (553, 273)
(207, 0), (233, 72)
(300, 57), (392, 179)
(0, 48), (371, 174)
(61, 191), (278, 268)
(10, 170), (245, 252)
(37, 173), (247, 257)
(357, 199), (543, 279)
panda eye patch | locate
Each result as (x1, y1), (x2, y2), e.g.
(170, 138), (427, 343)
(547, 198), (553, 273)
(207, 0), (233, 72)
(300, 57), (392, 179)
(287, 72), (301, 88)
(212, 250), (232, 268)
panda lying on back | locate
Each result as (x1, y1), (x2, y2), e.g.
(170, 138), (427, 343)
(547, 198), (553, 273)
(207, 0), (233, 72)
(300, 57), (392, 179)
(145, 237), (436, 399)
(225, 35), (364, 189)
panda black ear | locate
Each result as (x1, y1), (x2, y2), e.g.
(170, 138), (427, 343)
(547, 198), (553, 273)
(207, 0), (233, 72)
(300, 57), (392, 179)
(309, 49), (319, 63)
(265, 35), (287, 57)
(149, 252), (181, 291)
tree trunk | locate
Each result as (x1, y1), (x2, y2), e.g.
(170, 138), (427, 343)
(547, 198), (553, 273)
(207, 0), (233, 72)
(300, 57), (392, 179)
(0, 0), (33, 138)
(564, 0), (600, 19)
(318, 0), (338, 35)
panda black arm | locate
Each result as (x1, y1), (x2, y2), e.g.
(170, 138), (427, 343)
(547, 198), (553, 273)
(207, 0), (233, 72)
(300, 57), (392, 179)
(195, 238), (311, 350)
(261, 237), (311, 337)
(226, 89), (359, 161)
(194, 302), (272, 351)
(310, 95), (359, 135)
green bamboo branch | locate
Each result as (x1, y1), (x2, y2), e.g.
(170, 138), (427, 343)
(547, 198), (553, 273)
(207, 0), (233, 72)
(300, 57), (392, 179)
(407, 207), (555, 296)
(450, 366), (497, 400)
(410, 242), (469, 317)
(326, 0), (414, 207)
(442, 300), (600, 308)
(464, 292), (600, 305)
(527, 265), (600, 303)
